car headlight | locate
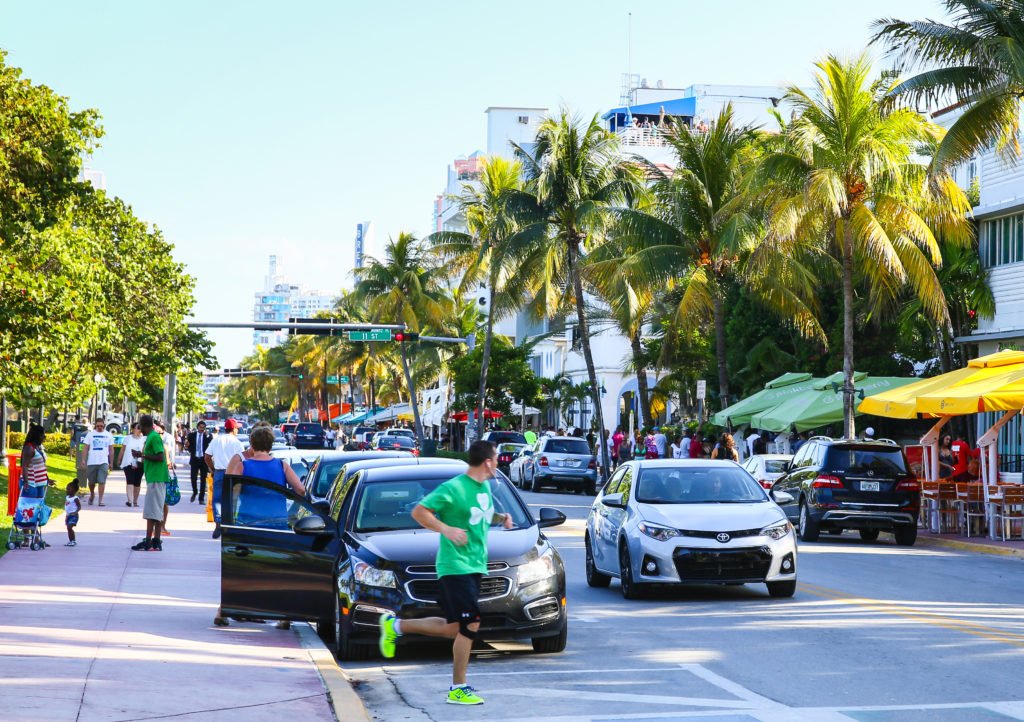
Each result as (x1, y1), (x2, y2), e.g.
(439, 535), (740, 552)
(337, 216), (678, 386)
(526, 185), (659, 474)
(517, 550), (557, 586)
(761, 521), (792, 541)
(638, 521), (680, 542)
(352, 559), (397, 588)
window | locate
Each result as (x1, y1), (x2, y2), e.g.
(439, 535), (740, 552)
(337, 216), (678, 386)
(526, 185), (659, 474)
(980, 212), (1024, 267)
(518, 115), (529, 124)
(229, 477), (306, 530)
(636, 467), (767, 504)
(603, 467), (626, 495)
(619, 466), (635, 504)
(545, 439), (591, 454)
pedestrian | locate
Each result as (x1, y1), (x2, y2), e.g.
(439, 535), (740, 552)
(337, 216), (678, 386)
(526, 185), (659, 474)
(792, 432), (807, 454)
(753, 430), (769, 456)
(378, 440), (512, 705)
(155, 421), (177, 537)
(80, 418), (115, 506)
(186, 421), (213, 504)
(130, 414), (168, 552)
(117, 423), (146, 507)
(20, 424), (53, 500)
(607, 428), (618, 470)
(326, 426), (336, 449)
(524, 426), (537, 445)
(632, 431), (646, 461)
(670, 435), (685, 459)
(653, 427), (668, 459)
(64, 480), (81, 547)
(746, 428), (760, 458)
(679, 428), (693, 458)
(712, 433), (739, 462)
(689, 431), (704, 460)
(938, 434), (956, 478)
(205, 418), (245, 539)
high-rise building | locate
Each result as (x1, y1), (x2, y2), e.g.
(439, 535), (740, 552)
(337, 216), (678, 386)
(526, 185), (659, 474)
(355, 221), (375, 270)
(252, 255), (338, 349)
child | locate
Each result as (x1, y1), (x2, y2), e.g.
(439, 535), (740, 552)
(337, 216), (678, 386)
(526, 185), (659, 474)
(65, 480), (82, 547)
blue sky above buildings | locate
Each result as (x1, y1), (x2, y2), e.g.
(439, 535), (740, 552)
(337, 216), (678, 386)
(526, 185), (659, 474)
(1, 0), (941, 365)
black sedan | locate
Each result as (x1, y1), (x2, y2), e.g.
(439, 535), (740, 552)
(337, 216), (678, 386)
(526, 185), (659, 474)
(303, 450), (413, 502)
(219, 461), (568, 661)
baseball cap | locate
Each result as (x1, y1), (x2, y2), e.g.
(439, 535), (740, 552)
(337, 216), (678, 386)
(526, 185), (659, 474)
(225, 418), (240, 431)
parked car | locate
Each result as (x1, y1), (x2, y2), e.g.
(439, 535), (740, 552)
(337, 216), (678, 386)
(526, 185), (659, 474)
(374, 435), (419, 454)
(381, 428), (416, 440)
(303, 450), (413, 502)
(293, 422), (326, 449)
(218, 461), (569, 661)
(770, 437), (920, 545)
(269, 448), (321, 484)
(236, 433), (250, 450)
(508, 446), (534, 487)
(351, 426), (377, 450)
(741, 454), (794, 490)
(585, 459), (798, 599)
(520, 436), (597, 494)
(481, 431), (528, 446)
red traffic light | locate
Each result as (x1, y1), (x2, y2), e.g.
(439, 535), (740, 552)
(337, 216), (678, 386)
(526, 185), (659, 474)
(395, 333), (405, 342)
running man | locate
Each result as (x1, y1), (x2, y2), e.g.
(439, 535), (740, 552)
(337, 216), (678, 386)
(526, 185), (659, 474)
(378, 440), (513, 706)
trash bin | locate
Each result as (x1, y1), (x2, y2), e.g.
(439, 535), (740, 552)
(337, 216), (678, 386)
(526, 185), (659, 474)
(420, 439), (438, 458)
(6, 453), (21, 517)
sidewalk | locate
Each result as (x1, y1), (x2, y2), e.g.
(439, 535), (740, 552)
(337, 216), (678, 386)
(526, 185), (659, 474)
(915, 529), (1024, 559)
(0, 459), (339, 722)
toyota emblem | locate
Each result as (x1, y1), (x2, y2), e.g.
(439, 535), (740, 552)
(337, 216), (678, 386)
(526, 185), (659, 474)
(716, 532), (731, 543)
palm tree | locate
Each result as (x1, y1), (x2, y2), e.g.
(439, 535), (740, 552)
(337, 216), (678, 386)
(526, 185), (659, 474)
(429, 155), (535, 439)
(512, 110), (635, 478)
(873, 0), (1024, 169)
(760, 54), (973, 437)
(354, 232), (453, 440)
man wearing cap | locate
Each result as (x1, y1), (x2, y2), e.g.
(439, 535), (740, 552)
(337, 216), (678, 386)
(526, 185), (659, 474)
(204, 419), (244, 539)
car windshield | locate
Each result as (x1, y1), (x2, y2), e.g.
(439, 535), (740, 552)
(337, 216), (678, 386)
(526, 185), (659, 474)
(546, 439), (590, 454)
(488, 432), (526, 444)
(380, 437), (415, 448)
(354, 475), (530, 532)
(825, 447), (907, 475)
(636, 467), (768, 504)
(312, 459), (351, 497)
(764, 460), (789, 473)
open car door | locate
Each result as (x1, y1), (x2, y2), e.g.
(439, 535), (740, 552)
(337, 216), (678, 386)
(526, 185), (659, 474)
(220, 474), (337, 622)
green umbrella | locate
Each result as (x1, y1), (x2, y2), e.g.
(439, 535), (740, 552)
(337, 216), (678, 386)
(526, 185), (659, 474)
(750, 374), (916, 433)
(711, 373), (818, 427)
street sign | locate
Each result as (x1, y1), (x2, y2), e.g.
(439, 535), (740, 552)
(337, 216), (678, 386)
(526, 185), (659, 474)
(340, 375), (349, 384)
(326, 375), (338, 385)
(696, 380), (707, 401)
(347, 329), (393, 342)
(326, 375), (350, 385)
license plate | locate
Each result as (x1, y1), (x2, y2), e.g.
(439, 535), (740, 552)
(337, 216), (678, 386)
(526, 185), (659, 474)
(861, 481), (880, 492)
(568, 459), (581, 468)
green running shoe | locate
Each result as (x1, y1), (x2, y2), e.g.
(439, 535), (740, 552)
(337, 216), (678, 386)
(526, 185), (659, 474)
(378, 613), (398, 659)
(447, 685), (484, 705)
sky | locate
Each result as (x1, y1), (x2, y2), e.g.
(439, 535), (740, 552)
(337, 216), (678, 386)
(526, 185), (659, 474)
(1, 0), (945, 367)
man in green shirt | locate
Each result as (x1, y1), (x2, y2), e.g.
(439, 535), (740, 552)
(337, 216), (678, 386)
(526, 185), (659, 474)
(130, 414), (169, 552)
(524, 427), (537, 445)
(378, 440), (512, 706)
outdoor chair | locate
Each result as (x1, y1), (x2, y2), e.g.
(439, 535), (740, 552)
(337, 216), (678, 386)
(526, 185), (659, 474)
(919, 480), (939, 529)
(934, 483), (961, 534)
(993, 487), (1024, 541)
(956, 484), (987, 538)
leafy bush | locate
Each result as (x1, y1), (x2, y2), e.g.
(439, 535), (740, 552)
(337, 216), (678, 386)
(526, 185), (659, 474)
(6, 431), (72, 456)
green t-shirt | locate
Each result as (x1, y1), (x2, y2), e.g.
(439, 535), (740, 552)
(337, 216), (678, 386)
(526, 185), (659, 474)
(524, 431), (537, 445)
(419, 473), (494, 577)
(143, 430), (170, 484)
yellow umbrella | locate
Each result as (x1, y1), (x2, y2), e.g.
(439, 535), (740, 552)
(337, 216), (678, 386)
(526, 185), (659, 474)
(914, 366), (1024, 415)
(858, 367), (978, 418)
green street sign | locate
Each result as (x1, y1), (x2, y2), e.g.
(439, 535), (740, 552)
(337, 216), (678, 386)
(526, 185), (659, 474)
(340, 375), (349, 384)
(347, 329), (393, 342)
(326, 375), (350, 385)
(326, 375), (338, 385)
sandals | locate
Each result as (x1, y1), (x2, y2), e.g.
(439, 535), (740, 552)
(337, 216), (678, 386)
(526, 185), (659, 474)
(125, 501), (132, 507)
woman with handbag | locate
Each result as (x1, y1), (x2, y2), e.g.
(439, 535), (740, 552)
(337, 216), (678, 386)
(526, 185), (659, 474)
(117, 423), (146, 507)
(155, 421), (181, 537)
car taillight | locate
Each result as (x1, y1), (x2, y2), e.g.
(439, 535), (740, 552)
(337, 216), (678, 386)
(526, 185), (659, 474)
(759, 479), (773, 489)
(588, 459), (596, 469)
(896, 479), (920, 492)
(538, 456), (548, 467)
(499, 454), (511, 463)
(812, 475), (843, 489)
(412, 449), (420, 456)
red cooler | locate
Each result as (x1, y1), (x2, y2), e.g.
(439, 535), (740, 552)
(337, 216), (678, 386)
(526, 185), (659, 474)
(6, 454), (21, 516)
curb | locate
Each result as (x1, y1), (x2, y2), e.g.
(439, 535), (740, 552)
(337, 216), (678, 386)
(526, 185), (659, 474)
(915, 534), (1024, 559)
(296, 622), (372, 722)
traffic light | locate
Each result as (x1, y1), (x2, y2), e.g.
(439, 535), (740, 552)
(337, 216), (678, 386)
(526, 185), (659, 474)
(395, 332), (420, 342)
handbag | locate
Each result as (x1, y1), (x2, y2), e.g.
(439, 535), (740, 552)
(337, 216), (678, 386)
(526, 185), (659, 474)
(166, 472), (182, 506)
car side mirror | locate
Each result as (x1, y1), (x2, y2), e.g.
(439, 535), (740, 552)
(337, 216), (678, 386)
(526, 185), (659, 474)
(293, 515), (332, 536)
(524, 449), (533, 457)
(771, 490), (794, 505)
(537, 507), (566, 529)
(601, 492), (625, 508)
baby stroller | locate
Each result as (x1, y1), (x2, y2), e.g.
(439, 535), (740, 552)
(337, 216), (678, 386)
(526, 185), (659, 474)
(6, 496), (51, 551)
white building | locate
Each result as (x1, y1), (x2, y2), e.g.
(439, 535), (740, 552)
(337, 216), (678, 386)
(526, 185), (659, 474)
(252, 255), (338, 349)
(201, 374), (224, 410)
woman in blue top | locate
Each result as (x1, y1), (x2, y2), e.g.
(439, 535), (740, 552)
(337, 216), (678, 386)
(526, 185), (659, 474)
(225, 425), (305, 528)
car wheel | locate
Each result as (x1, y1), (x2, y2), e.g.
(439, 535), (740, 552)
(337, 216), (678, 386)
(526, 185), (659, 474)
(531, 619), (567, 653)
(585, 480), (596, 495)
(333, 589), (370, 661)
(767, 579), (797, 598)
(894, 526), (917, 546)
(618, 542), (641, 599)
(798, 501), (820, 542)
(529, 471), (539, 492)
(585, 535), (611, 588)
(858, 529), (880, 542)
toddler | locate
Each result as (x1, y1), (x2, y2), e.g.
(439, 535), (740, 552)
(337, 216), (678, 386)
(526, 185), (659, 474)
(65, 480), (82, 547)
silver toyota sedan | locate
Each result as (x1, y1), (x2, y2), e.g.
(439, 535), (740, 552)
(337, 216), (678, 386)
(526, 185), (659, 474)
(585, 459), (798, 599)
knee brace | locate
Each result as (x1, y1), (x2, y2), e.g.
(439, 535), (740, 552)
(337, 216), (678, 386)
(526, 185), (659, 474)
(458, 618), (479, 640)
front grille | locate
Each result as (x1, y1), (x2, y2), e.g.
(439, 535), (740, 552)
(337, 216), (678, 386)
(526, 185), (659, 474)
(406, 561), (509, 574)
(673, 546), (772, 582)
(407, 576), (511, 603)
(678, 528), (762, 540)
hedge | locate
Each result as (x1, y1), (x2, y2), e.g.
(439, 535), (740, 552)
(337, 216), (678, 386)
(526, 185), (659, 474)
(6, 431), (72, 456)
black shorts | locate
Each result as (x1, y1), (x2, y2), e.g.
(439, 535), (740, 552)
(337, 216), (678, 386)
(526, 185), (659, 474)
(438, 573), (482, 625)
(123, 466), (143, 487)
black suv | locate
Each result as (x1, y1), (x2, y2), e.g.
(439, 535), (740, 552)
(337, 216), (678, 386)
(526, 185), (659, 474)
(771, 437), (920, 545)
(293, 422), (326, 449)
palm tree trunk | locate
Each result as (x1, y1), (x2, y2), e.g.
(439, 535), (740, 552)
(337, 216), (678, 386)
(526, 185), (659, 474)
(842, 221), (856, 438)
(631, 330), (654, 428)
(568, 237), (611, 482)
(713, 288), (730, 410)
(476, 282), (497, 439)
(399, 341), (425, 442)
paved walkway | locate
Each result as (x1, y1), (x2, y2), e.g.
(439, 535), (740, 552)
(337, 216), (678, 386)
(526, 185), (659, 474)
(0, 458), (337, 722)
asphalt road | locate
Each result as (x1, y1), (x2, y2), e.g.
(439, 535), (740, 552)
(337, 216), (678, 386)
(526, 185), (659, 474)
(345, 487), (1024, 722)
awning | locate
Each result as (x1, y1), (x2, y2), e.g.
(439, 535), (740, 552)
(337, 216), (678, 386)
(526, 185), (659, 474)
(711, 373), (819, 427)
(369, 404), (411, 423)
(602, 96), (697, 122)
(510, 403), (541, 416)
(751, 375), (916, 433)
(451, 409), (503, 422)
